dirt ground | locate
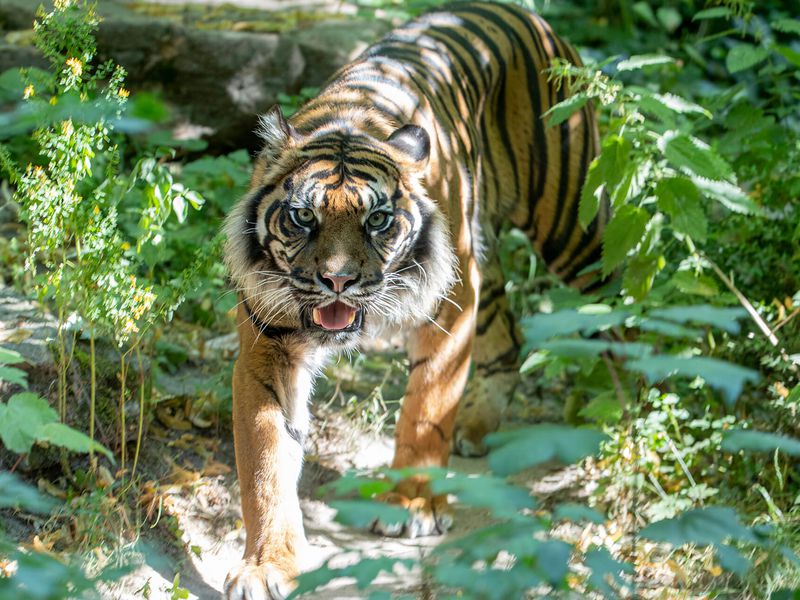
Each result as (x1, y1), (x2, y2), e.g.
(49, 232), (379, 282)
(97, 335), (578, 600)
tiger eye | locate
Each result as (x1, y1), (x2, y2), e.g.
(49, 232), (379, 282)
(293, 208), (316, 226)
(367, 211), (391, 229)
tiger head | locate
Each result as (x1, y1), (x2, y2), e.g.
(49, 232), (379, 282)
(224, 107), (457, 347)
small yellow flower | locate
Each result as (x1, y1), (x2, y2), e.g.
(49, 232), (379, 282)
(23, 84), (34, 99)
(117, 88), (130, 99)
(49, 96), (57, 106)
(121, 241), (131, 251)
(65, 57), (83, 77)
(93, 205), (100, 215)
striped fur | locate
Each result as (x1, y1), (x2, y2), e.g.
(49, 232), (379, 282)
(223, 3), (606, 597)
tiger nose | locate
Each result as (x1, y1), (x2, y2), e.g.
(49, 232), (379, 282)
(319, 272), (357, 293)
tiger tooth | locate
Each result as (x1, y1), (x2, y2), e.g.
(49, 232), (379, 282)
(312, 308), (321, 325)
(347, 310), (356, 326)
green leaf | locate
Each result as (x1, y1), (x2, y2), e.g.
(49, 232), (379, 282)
(727, 44), (771, 73)
(520, 308), (628, 346)
(541, 339), (652, 359)
(554, 503), (607, 524)
(431, 473), (535, 515)
(639, 92), (712, 119)
(655, 177), (708, 242)
(579, 135), (631, 229)
(716, 544), (751, 576)
(617, 54), (675, 71)
(693, 177), (760, 214)
(670, 271), (720, 297)
(579, 391), (623, 424)
(584, 548), (634, 596)
(650, 305), (746, 334)
(486, 425), (608, 476)
(544, 93), (589, 127)
(627, 355), (760, 406)
(0, 346), (25, 365)
(773, 18), (800, 35)
(639, 506), (758, 546)
(623, 252), (665, 301)
(721, 430), (800, 456)
(329, 500), (408, 529)
(0, 392), (58, 454)
(0, 472), (56, 514)
(637, 316), (702, 338)
(37, 422), (114, 461)
(693, 7), (732, 20)
(661, 132), (732, 181)
(657, 7), (682, 32)
(0, 365), (28, 387)
(601, 204), (650, 275)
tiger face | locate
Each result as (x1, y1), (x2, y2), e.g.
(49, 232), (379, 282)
(224, 107), (457, 347)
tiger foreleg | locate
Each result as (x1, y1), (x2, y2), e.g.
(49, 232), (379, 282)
(225, 310), (318, 600)
(373, 260), (477, 538)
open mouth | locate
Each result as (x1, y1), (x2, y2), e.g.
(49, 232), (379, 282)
(305, 300), (363, 332)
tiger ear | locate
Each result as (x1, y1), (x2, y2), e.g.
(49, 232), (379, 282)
(387, 124), (430, 169)
(256, 105), (300, 158)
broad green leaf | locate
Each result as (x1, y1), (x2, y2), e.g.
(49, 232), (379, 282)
(0, 346), (25, 365)
(693, 177), (760, 214)
(437, 520), (542, 563)
(584, 548), (634, 596)
(628, 355), (760, 406)
(716, 544), (751, 576)
(544, 93), (589, 128)
(693, 7), (732, 20)
(639, 506), (758, 546)
(291, 558), (413, 598)
(636, 316), (702, 338)
(670, 271), (720, 297)
(617, 54), (675, 71)
(579, 135), (631, 229)
(623, 252), (665, 301)
(520, 309), (628, 345)
(601, 204), (650, 275)
(772, 18), (800, 36)
(721, 430), (800, 456)
(727, 44), (771, 73)
(661, 132), (732, 181)
(639, 92), (711, 120)
(0, 365), (28, 387)
(486, 425), (608, 476)
(657, 7), (682, 32)
(37, 422), (114, 461)
(0, 472), (56, 514)
(541, 339), (652, 359)
(579, 391), (623, 424)
(329, 499), (408, 529)
(0, 392), (58, 454)
(655, 177), (708, 242)
(431, 473), (535, 514)
(554, 503), (607, 524)
(650, 305), (746, 334)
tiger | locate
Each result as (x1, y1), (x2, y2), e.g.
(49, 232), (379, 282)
(222, 1), (607, 597)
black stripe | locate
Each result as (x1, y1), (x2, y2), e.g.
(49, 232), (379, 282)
(243, 299), (297, 339)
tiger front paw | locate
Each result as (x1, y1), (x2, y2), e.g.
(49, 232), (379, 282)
(370, 476), (453, 538)
(223, 560), (297, 600)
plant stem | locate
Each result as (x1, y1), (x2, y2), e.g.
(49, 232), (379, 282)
(89, 325), (96, 468)
(131, 341), (145, 479)
(705, 255), (779, 346)
(119, 352), (127, 473)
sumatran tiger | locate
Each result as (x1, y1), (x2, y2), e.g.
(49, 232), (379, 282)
(222, 1), (607, 597)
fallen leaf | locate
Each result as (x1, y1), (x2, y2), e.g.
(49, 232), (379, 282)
(0, 328), (33, 344)
(203, 459), (231, 477)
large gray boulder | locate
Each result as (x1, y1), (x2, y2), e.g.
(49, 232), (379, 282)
(0, 0), (391, 152)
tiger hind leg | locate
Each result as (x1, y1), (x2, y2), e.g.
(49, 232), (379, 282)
(452, 254), (521, 457)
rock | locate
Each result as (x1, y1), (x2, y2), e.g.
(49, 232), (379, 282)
(0, 0), (391, 153)
(0, 283), (57, 369)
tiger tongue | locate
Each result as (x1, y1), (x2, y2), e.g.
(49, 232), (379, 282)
(314, 301), (358, 330)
